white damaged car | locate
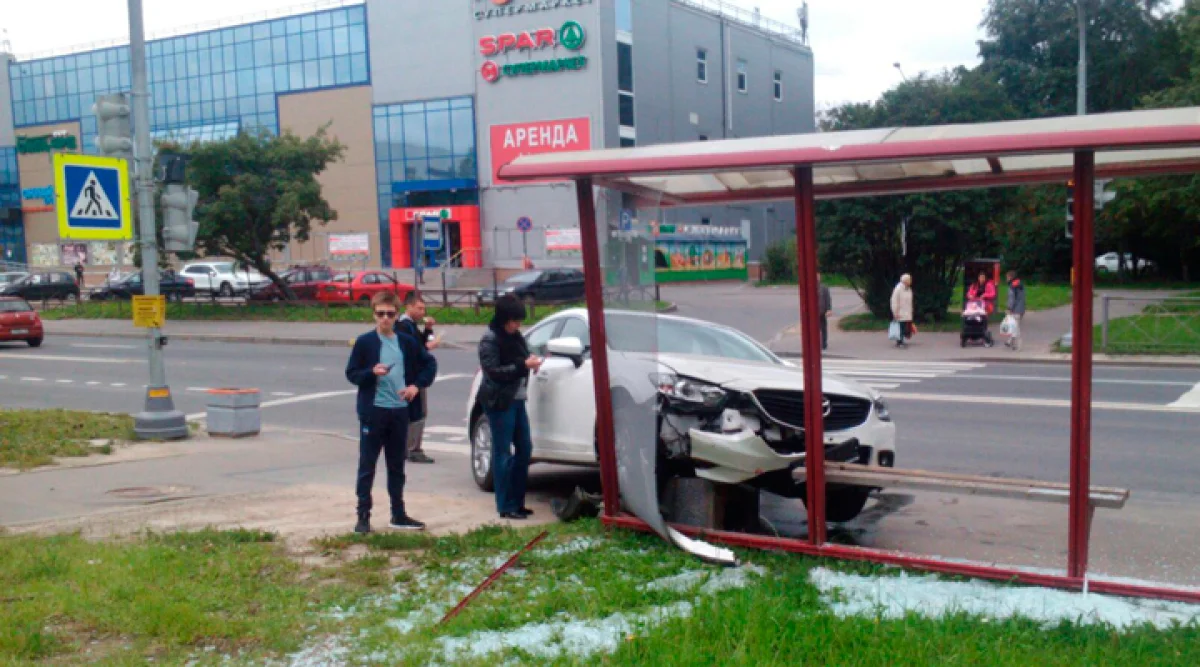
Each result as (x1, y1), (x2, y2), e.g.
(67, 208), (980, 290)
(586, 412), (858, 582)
(466, 309), (897, 522)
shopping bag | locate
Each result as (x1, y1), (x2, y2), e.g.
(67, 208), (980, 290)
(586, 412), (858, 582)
(888, 321), (902, 342)
(1001, 314), (1018, 336)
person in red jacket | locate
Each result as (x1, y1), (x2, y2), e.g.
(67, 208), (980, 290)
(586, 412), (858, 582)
(967, 271), (998, 314)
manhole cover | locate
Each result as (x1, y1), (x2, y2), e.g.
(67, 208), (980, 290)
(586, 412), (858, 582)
(105, 485), (193, 500)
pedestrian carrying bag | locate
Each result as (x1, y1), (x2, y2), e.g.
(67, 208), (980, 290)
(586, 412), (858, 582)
(1001, 314), (1019, 337)
(888, 321), (902, 342)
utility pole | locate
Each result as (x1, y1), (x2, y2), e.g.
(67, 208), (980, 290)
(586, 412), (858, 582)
(1077, 0), (1087, 116)
(128, 0), (186, 439)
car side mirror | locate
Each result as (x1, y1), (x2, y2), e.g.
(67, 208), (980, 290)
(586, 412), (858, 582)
(547, 337), (586, 368)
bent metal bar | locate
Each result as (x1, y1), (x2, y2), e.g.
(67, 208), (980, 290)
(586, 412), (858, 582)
(497, 107), (1200, 604)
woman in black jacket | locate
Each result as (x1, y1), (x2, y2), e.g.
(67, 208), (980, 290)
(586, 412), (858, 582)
(478, 296), (543, 519)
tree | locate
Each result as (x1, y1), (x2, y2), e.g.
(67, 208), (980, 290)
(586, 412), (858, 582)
(817, 70), (1019, 322)
(170, 128), (346, 298)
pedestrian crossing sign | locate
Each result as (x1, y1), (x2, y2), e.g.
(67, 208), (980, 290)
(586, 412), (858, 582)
(53, 153), (132, 241)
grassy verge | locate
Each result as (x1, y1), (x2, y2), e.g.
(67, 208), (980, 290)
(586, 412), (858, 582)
(838, 282), (1073, 333)
(1095, 309), (1200, 356)
(5, 521), (1197, 664)
(757, 273), (853, 288)
(39, 300), (673, 325)
(0, 409), (134, 470)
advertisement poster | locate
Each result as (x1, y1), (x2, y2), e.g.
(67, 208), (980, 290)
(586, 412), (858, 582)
(328, 233), (370, 258)
(545, 228), (582, 257)
(88, 242), (119, 266)
(60, 243), (89, 266)
(31, 244), (58, 267)
(489, 117), (591, 185)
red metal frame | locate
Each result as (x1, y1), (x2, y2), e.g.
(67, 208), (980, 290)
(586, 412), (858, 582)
(1069, 152), (1096, 579)
(793, 166), (827, 546)
(565, 129), (1200, 604)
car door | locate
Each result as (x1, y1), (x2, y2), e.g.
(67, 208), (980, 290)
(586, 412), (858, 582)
(535, 316), (598, 460)
(520, 319), (563, 459)
(563, 270), (586, 301)
(360, 272), (381, 300)
(23, 274), (48, 301)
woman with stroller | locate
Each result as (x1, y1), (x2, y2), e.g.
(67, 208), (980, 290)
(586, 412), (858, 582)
(967, 271), (998, 314)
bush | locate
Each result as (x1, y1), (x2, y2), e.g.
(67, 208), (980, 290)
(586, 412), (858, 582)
(762, 238), (797, 283)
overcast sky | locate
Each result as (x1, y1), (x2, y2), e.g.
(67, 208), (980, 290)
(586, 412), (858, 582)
(0, 0), (989, 106)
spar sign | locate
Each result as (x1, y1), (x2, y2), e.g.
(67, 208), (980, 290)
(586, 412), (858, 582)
(479, 20), (587, 83)
(489, 117), (591, 185)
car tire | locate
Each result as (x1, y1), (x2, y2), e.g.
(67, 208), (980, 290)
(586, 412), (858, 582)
(218, 282), (234, 297)
(63, 292), (78, 305)
(358, 295), (371, 305)
(27, 337), (43, 348)
(470, 412), (495, 492)
(804, 485), (871, 523)
(168, 291), (183, 303)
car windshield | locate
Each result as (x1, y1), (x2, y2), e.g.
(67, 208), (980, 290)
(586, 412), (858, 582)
(505, 272), (541, 286)
(212, 263), (235, 273)
(0, 274), (26, 285)
(0, 300), (32, 313)
(605, 314), (780, 364)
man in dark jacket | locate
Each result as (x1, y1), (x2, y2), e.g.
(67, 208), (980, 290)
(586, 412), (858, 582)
(478, 295), (542, 520)
(818, 273), (833, 351)
(1005, 270), (1026, 351)
(397, 292), (439, 464)
(345, 291), (438, 534)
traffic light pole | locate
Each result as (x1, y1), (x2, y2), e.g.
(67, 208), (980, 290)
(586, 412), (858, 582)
(129, 0), (187, 440)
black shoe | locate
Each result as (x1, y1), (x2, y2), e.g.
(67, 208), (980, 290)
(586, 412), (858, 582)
(499, 511), (528, 520)
(354, 513), (371, 534)
(389, 515), (426, 531)
(408, 451), (435, 464)
(517, 507), (534, 517)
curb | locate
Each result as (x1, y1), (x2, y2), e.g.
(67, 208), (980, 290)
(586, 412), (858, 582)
(44, 329), (469, 351)
(773, 349), (1200, 368)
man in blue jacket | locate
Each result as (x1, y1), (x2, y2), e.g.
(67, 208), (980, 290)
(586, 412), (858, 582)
(345, 291), (438, 534)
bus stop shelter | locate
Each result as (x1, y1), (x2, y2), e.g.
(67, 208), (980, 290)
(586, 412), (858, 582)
(498, 107), (1200, 604)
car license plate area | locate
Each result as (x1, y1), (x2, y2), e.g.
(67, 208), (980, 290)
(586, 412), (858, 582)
(10, 329), (28, 335)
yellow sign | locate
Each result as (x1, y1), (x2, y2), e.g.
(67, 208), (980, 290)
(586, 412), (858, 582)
(53, 153), (133, 241)
(148, 388), (171, 399)
(132, 295), (166, 328)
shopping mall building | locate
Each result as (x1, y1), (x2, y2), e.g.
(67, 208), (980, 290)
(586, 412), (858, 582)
(0, 0), (813, 272)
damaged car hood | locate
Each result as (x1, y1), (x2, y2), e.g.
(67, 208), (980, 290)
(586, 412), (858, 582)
(652, 353), (875, 397)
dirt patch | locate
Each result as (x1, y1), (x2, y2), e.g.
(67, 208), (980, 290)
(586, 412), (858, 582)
(7, 484), (556, 558)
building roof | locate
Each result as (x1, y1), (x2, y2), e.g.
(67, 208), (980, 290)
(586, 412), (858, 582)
(498, 107), (1200, 206)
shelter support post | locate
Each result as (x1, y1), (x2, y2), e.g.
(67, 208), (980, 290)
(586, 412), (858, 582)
(793, 166), (827, 546)
(576, 178), (621, 517)
(1069, 151), (1096, 579)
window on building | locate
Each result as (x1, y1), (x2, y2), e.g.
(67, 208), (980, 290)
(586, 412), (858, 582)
(619, 94), (635, 129)
(774, 70), (783, 101)
(737, 60), (748, 93)
(618, 42), (635, 129)
(616, 0), (633, 34)
(698, 134), (708, 141)
(701, 217), (712, 226)
(620, 137), (636, 148)
(697, 49), (708, 83)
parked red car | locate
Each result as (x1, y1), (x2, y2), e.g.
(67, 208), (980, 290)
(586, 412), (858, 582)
(0, 297), (44, 347)
(317, 271), (414, 304)
(248, 265), (334, 301)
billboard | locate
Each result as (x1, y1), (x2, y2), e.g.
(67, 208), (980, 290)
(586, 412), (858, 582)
(328, 233), (370, 258)
(489, 117), (591, 185)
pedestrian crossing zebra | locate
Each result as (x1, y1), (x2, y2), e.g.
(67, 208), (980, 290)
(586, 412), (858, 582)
(820, 359), (985, 391)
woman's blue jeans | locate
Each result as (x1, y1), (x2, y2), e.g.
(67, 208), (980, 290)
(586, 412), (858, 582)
(487, 400), (533, 514)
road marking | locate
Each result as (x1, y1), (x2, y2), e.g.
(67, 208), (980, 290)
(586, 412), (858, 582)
(889, 392), (1200, 415)
(86, 381), (101, 386)
(864, 383), (901, 390)
(271, 392), (295, 397)
(111, 383), (126, 387)
(0, 375), (6, 380)
(312, 367), (326, 372)
(1169, 382), (1200, 408)
(21, 377), (45, 382)
(957, 374), (1196, 387)
(55, 379), (73, 384)
(0, 353), (139, 364)
(427, 425), (469, 437)
(186, 387), (211, 392)
(70, 343), (135, 349)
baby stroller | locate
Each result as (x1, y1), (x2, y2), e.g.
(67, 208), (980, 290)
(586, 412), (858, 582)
(960, 299), (994, 347)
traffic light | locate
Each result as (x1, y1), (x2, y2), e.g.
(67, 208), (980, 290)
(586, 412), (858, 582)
(93, 93), (133, 159)
(161, 184), (199, 253)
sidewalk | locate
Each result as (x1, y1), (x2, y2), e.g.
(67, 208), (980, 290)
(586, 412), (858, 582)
(770, 290), (1200, 366)
(44, 318), (488, 350)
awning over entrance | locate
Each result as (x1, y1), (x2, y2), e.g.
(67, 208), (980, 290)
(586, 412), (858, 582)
(498, 107), (1200, 203)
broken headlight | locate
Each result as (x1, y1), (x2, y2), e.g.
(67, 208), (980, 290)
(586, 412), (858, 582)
(873, 396), (891, 422)
(649, 373), (728, 411)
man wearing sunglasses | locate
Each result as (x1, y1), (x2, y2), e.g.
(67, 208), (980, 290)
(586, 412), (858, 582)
(345, 291), (438, 533)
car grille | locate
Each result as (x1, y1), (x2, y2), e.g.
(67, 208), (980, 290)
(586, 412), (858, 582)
(752, 390), (872, 432)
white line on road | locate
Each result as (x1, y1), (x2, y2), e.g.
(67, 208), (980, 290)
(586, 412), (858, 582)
(110, 383), (126, 388)
(20, 377), (45, 382)
(864, 383), (901, 390)
(271, 392), (295, 397)
(0, 353), (140, 364)
(69, 343), (135, 349)
(426, 425), (469, 436)
(951, 374), (1196, 387)
(824, 360), (986, 369)
(1169, 382), (1200, 408)
(55, 379), (73, 384)
(890, 392), (1200, 414)
(86, 381), (100, 386)
(185, 387), (211, 392)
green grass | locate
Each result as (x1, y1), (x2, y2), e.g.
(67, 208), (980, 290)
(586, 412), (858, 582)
(1096, 309), (1200, 356)
(5, 521), (1198, 665)
(0, 409), (134, 469)
(40, 300), (673, 326)
(757, 273), (854, 288)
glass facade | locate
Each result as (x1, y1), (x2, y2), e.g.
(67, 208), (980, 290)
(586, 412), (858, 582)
(373, 96), (478, 266)
(0, 147), (27, 265)
(8, 5), (369, 151)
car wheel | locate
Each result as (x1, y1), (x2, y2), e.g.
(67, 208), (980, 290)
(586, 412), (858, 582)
(63, 292), (78, 305)
(470, 412), (495, 492)
(168, 291), (183, 303)
(359, 295), (371, 305)
(804, 486), (871, 523)
(218, 282), (234, 297)
(27, 337), (43, 348)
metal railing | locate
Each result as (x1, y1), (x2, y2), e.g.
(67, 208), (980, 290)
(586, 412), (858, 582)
(1100, 295), (1200, 355)
(674, 0), (808, 46)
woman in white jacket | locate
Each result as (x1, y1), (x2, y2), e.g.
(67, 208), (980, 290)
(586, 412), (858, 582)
(890, 274), (914, 348)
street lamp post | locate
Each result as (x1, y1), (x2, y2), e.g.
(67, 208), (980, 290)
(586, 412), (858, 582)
(1064, 0), (1089, 349)
(893, 62), (909, 82)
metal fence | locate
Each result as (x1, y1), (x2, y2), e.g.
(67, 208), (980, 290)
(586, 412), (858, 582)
(1100, 295), (1200, 354)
